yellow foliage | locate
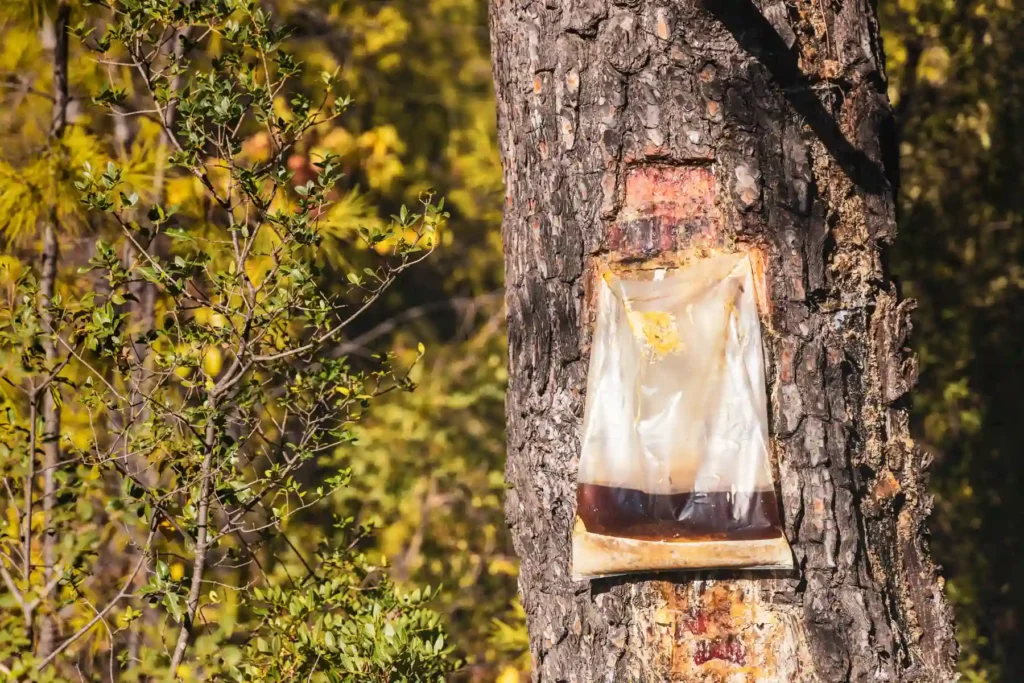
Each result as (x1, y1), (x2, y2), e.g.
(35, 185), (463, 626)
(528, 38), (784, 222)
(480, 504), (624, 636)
(488, 557), (518, 577)
(496, 666), (522, 683)
(897, 0), (919, 15)
(4, 506), (18, 541)
(0, 25), (41, 72)
(203, 346), (223, 378)
(357, 125), (406, 191)
(0, 125), (106, 242)
(919, 45), (951, 86)
(240, 131), (274, 163)
(380, 519), (413, 559)
(165, 175), (207, 213)
(0, 161), (38, 241)
(316, 127), (357, 159)
(350, 6), (411, 61)
(321, 188), (384, 242)
(446, 120), (504, 225)
(119, 118), (162, 192)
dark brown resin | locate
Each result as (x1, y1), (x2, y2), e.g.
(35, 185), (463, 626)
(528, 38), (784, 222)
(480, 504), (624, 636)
(576, 483), (784, 541)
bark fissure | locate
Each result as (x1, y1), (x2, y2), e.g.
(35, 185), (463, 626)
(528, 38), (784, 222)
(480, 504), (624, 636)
(490, 0), (957, 679)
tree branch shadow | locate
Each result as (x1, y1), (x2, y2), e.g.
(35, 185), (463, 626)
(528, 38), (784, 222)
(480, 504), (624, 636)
(703, 0), (889, 195)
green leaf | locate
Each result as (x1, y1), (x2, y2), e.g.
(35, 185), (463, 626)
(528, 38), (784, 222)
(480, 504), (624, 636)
(164, 227), (194, 242)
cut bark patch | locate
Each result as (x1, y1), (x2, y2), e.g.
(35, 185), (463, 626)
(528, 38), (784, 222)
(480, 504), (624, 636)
(608, 165), (721, 253)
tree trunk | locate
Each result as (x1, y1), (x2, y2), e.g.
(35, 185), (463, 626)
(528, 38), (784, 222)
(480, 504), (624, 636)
(489, 0), (958, 680)
(37, 0), (71, 661)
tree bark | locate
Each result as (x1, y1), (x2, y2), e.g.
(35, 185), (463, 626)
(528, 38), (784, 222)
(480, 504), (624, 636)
(489, 0), (957, 680)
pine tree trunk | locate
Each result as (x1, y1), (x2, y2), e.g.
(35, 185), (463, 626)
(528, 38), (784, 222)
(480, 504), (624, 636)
(489, 0), (958, 680)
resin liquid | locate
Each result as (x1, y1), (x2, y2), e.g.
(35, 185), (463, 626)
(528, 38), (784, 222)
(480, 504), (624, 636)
(576, 483), (784, 541)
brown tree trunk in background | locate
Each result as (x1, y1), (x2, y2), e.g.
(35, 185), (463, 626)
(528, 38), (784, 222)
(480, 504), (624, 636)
(490, 0), (957, 680)
(37, 0), (71, 661)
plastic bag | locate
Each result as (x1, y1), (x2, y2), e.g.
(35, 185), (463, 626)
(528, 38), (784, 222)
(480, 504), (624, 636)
(572, 251), (793, 578)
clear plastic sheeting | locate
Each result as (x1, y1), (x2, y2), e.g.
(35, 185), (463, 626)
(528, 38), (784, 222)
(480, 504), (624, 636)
(572, 251), (793, 578)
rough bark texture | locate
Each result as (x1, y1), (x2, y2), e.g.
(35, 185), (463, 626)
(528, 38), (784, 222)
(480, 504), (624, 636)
(489, 0), (958, 680)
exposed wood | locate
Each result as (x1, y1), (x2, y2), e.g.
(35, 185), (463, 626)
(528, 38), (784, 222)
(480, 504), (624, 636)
(489, 0), (957, 679)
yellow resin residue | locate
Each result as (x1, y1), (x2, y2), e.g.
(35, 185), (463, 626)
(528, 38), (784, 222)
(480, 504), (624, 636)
(627, 310), (683, 359)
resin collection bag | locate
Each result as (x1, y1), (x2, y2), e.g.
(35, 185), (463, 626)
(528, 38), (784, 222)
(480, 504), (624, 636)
(572, 251), (793, 579)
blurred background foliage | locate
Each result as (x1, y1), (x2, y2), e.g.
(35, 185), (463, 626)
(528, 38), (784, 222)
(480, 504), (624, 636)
(0, 0), (1020, 680)
(0, 0), (517, 679)
(882, 0), (1023, 679)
